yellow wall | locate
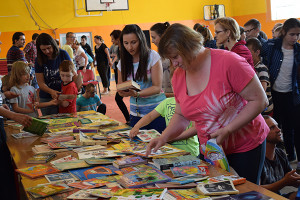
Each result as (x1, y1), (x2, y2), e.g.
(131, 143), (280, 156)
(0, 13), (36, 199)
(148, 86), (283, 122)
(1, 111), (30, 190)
(0, 0), (296, 59)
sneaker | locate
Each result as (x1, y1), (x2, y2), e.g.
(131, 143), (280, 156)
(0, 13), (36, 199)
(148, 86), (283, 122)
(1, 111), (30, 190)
(101, 91), (109, 95)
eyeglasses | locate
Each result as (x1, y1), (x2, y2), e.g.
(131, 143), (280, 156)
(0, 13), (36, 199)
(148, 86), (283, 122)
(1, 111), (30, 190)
(244, 28), (255, 34)
(215, 30), (225, 35)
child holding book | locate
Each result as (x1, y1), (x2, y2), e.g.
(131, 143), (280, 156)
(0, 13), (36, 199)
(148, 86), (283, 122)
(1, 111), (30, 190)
(9, 61), (57, 118)
(130, 97), (199, 157)
(58, 60), (78, 113)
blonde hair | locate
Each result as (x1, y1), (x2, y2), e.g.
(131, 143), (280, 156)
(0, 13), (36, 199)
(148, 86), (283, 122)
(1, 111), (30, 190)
(9, 61), (30, 88)
(215, 17), (240, 40)
(158, 23), (204, 64)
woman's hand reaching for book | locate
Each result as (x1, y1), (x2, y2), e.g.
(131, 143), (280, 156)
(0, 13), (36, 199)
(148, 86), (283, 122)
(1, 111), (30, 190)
(145, 136), (167, 157)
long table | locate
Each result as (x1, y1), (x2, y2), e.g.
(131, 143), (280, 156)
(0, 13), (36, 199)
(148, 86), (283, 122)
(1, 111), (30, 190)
(5, 124), (287, 200)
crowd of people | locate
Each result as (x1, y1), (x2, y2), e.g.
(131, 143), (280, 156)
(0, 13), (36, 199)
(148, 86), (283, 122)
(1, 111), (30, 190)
(1, 17), (300, 199)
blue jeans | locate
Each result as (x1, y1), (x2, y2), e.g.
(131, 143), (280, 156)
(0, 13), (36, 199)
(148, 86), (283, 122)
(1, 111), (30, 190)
(129, 114), (166, 133)
(40, 98), (59, 116)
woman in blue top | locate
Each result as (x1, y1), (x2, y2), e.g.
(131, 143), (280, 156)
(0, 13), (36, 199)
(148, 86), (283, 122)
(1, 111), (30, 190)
(261, 18), (300, 162)
(117, 24), (166, 132)
(35, 33), (71, 115)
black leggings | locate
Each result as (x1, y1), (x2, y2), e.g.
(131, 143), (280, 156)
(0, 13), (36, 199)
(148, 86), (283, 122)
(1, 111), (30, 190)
(115, 92), (130, 122)
(97, 103), (107, 115)
(96, 61), (109, 88)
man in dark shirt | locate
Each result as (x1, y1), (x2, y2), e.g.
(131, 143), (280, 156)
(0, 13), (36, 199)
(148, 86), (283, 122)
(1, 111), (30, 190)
(261, 115), (300, 198)
(6, 32), (26, 72)
(244, 19), (267, 43)
(80, 35), (94, 63)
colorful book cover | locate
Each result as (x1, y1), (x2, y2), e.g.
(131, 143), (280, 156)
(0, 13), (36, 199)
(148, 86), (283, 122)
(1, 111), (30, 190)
(153, 155), (201, 170)
(50, 155), (78, 165)
(73, 145), (106, 153)
(170, 165), (209, 177)
(23, 117), (49, 136)
(120, 164), (156, 174)
(26, 152), (56, 164)
(110, 188), (167, 200)
(26, 182), (71, 198)
(136, 129), (161, 142)
(53, 160), (90, 171)
(113, 156), (148, 169)
(118, 167), (171, 188)
(45, 172), (78, 184)
(48, 121), (80, 130)
(204, 138), (230, 172)
(132, 144), (185, 158)
(208, 175), (246, 186)
(84, 158), (116, 165)
(100, 124), (131, 134)
(68, 175), (121, 189)
(79, 118), (93, 124)
(49, 118), (79, 125)
(77, 149), (122, 160)
(40, 135), (74, 143)
(164, 188), (211, 200)
(85, 188), (112, 198)
(168, 174), (209, 185)
(48, 142), (69, 149)
(69, 165), (122, 180)
(11, 132), (37, 139)
(66, 189), (98, 199)
(16, 164), (60, 179)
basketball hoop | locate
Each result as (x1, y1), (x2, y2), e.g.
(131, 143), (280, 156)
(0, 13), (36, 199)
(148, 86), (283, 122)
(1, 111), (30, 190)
(100, 0), (115, 12)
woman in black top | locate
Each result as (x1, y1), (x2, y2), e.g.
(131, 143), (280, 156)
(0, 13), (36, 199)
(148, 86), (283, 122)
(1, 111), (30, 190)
(94, 35), (112, 94)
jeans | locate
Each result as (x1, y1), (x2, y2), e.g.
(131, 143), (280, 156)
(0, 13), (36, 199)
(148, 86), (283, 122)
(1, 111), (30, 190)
(272, 90), (300, 161)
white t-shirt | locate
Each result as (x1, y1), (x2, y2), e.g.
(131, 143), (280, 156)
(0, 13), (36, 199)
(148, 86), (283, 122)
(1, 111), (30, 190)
(273, 47), (294, 92)
(74, 46), (86, 67)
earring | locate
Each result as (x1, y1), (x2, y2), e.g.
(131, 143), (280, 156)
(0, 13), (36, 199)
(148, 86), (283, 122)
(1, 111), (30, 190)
(227, 37), (230, 42)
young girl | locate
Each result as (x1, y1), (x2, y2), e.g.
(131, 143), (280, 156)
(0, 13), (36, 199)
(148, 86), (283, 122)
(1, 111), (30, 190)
(9, 61), (57, 117)
(117, 24), (166, 132)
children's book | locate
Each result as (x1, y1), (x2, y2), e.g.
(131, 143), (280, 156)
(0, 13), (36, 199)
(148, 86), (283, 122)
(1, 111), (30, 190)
(26, 182), (71, 199)
(16, 164), (60, 179)
(49, 118), (79, 125)
(76, 131), (107, 146)
(68, 175), (121, 189)
(116, 80), (141, 91)
(84, 157), (116, 165)
(100, 124), (131, 134)
(153, 155), (201, 171)
(11, 131), (37, 139)
(113, 155), (148, 169)
(45, 172), (78, 184)
(118, 167), (171, 188)
(163, 188), (211, 200)
(167, 174), (209, 185)
(216, 191), (274, 200)
(170, 165), (209, 177)
(204, 138), (230, 172)
(136, 129), (161, 142)
(48, 142), (69, 149)
(66, 189), (98, 200)
(120, 164), (156, 174)
(208, 175), (246, 186)
(26, 152), (56, 164)
(196, 180), (239, 196)
(73, 129), (98, 133)
(85, 189), (112, 198)
(32, 144), (69, 154)
(53, 160), (91, 171)
(110, 188), (167, 200)
(50, 155), (78, 165)
(48, 122), (80, 130)
(132, 144), (185, 158)
(23, 117), (49, 136)
(73, 145), (106, 153)
(77, 149), (122, 160)
(155, 182), (197, 189)
(40, 135), (74, 143)
(69, 165), (122, 180)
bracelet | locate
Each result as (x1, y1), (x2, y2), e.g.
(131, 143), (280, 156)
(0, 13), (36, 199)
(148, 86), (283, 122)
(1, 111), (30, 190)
(136, 91), (140, 98)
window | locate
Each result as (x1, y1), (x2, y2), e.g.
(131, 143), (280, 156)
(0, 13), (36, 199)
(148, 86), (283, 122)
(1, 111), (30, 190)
(270, 0), (300, 20)
(59, 32), (93, 47)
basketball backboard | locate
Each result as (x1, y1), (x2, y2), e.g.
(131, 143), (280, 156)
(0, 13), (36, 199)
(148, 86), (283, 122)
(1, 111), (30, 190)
(85, 0), (129, 12)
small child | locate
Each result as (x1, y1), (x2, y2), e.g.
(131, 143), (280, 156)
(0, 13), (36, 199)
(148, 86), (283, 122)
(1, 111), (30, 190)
(59, 60), (78, 113)
(130, 97), (200, 157)
(9, 61), (57, 117)
(76, 83), (106, 114)
(246, 38), (273, 115)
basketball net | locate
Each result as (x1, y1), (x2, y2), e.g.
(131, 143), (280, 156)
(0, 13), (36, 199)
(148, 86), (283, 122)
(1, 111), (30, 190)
(105, 2), (114, 11)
